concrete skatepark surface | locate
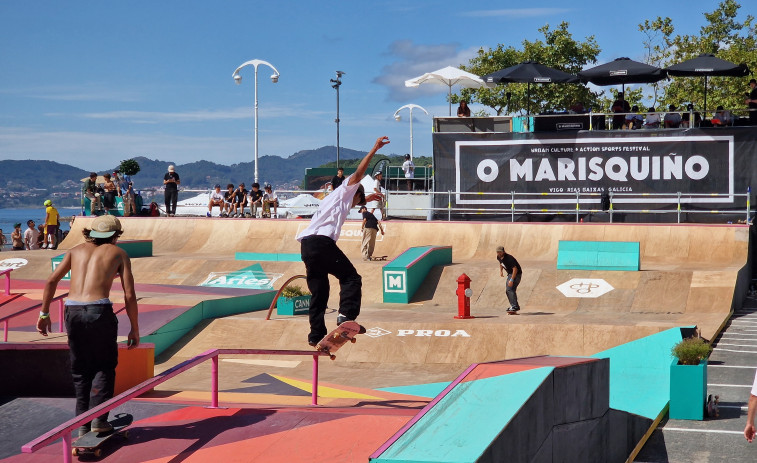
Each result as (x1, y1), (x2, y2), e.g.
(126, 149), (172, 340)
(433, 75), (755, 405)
(1, 216), (751, 462)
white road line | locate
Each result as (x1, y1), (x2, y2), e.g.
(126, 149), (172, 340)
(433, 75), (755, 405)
(663, 428), (743, 435)
(708, 365), (757, 369)
(708, 383), (752, 387)
(713, 348), (757, 353)
(715, 343), (757, 348)
(718, 405), (748, 410)
(717, 338), (757, 342)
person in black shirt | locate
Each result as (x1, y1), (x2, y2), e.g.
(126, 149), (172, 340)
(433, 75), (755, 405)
(249, 183), (264, 218)
(331, 167), (345, 190)
(222, 184), (236, 217)
(163, 165), (180, 217)
(233, 183), (248, 218)
(746, 79), (757, 124)
(496, 245), (522, 313)
(359, 206), (384, 261)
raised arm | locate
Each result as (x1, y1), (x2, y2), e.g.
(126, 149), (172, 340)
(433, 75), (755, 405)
(348, 137), (390, 186)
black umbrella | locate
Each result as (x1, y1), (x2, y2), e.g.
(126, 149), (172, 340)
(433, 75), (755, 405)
(665, 54), (750, 113)
(578, 57), (666, 93)
(482, 61), (579, 115)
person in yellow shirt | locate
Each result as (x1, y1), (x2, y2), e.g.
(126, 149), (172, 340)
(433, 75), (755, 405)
(43, 199), (60, 250)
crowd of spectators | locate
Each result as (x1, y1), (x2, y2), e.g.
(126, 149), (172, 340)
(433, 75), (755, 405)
(206, 182), (279, 218)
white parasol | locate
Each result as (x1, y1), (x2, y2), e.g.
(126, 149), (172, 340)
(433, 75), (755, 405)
(405, 66), (492, 116)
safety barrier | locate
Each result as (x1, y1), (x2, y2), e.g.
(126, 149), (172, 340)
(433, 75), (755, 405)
(21, 347), (330, 463)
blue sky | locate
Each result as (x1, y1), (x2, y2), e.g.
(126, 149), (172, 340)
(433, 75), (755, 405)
(0, 1), (732, 172)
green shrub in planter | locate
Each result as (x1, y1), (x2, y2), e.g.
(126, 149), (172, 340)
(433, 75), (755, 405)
(670, 336), (712, 420)
(671, 337), (712, 365)
(277, 285), (311, 316)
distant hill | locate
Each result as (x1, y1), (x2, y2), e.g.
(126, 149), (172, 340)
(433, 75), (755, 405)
(0, 146), (402, 208)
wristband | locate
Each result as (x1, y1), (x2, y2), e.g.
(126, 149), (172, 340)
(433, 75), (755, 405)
(39, 311), (50, 319)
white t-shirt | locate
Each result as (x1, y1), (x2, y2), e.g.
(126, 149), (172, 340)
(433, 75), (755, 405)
(402, 160), (415, 179)
(24, 228), (40, 250)
(264, 191), (278, 202)
(210, 190), (224, 202)
(296, 175), (361, 242)
(752, 369), (757, 396)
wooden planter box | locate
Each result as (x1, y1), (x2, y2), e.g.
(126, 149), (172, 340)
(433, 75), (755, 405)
(669, 358), (708, 420)
(276, 295), (311, 316)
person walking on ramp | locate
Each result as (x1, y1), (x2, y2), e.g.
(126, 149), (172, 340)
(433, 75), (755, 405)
(496, 245), (522, 313)
(297, 136), (389, 346)
(37, 215), (140, 436)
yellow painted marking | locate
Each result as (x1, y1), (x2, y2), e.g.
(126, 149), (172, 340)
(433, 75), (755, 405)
(272, 374), (382, 399)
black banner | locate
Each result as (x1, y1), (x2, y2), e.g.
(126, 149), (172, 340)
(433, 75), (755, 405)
(433, 128), (757, 218)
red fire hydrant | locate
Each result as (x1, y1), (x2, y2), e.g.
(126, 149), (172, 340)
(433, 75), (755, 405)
(455, 273), (474, 319)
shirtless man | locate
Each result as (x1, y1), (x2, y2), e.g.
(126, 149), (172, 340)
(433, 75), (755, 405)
(37, 215), (139, 436)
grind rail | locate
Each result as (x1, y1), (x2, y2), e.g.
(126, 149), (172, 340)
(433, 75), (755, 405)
(21, 347), (330, 462)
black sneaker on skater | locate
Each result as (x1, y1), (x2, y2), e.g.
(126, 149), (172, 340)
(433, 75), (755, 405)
(337, 314), (366, 334)
(91, 418), (113, 434)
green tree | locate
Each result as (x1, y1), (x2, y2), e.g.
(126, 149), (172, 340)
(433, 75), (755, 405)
(119, 159), (141, 177)
(458, 22), (602, 115)
(639, 0), (756, 113)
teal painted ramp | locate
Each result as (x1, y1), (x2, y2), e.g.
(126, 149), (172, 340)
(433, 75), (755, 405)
(373, 367), (552, 463)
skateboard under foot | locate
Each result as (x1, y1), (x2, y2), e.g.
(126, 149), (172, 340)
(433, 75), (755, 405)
(315, 321), (361, 360)
(72, 413), (133, 458)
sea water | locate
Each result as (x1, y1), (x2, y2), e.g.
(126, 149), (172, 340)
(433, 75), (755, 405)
(0, 207), (80, 251)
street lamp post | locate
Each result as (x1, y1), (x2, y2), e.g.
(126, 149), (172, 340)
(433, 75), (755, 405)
(232, 59), (280, 184)
(330, 71), (345, 168)
(393, 104), (429, 161)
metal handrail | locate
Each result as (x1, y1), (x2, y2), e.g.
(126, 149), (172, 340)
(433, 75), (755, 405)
(1, 292), (68, 342)
(21, 347), (330, 462)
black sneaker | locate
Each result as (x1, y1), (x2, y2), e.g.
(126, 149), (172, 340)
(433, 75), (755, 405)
(308, 340), (318, 347)
(77, 425), (90, 438)
(91, 418), (113, 434)
(337, 315), (366, 334)
(506, 307), (516, 313)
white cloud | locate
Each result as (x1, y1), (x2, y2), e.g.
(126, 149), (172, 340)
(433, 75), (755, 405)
(461, 8), (571, 18)
(374, 40), (481, 101)
(44, 105), (329, 124)
(0, 85), (141, 102)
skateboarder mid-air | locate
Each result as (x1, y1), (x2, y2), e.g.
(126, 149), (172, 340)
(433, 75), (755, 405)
(496, 245), (522, 313)
(37, 215), (140, 437)
(297, 136), (390, 346)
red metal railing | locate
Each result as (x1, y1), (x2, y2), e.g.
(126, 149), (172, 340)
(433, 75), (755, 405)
(1, 292), (68, 342)
(1, 268), (11, 295)
(21, 347), (329, 462)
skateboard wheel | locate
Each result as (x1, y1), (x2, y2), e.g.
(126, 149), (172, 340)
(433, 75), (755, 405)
(122, 430), (129, 438)
(329, 354), (336, 360)
(72, 448), (79, 456)
(94, 448), (102, 457)
(350, 338), (356, 343)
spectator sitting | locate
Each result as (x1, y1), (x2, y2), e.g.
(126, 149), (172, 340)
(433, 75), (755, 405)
(664, 104), (682, 128)
(457, 100), (471, 117)
(0, 228), (6, 251)
(249, 183), (264, 218)
(207, 184), (225, 217)
(24, 220), (40, 250)
(11, 223), (24, 251)
(233, 183), (248, 217)
(222, 183), (236, 217)
(569, 102), (586, 114)
(644, 107), (660, 128)
(263, 184), (279, 218)
(82, 172), (101, 215)
(681, 103), (702, 128)
(102, 173), (119, 213)
(611, 93), (630, 130)
(712, 105), (733, 126)
(625, 105), (643, 129)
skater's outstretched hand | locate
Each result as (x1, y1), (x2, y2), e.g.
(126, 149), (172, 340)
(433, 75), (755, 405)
(365, 193), (382, 204)
(373, 136), (390, 151)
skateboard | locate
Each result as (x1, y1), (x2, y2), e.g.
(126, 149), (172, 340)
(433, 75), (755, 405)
(315, 321), (361, 360)
(72, 413), (133, 457)
(706, 394), (720, 418)
(371, 256), (388, 261)
(507, 308), (520, 316)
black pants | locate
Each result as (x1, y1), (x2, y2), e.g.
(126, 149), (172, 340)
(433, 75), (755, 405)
(165, 189), (178, 215)
(65, 304), (118, 422)
(300, 235), (361, 344)
(506, 273), (521, 309)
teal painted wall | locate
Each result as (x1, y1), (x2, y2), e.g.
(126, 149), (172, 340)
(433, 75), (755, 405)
(557, 240), (640, 271)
